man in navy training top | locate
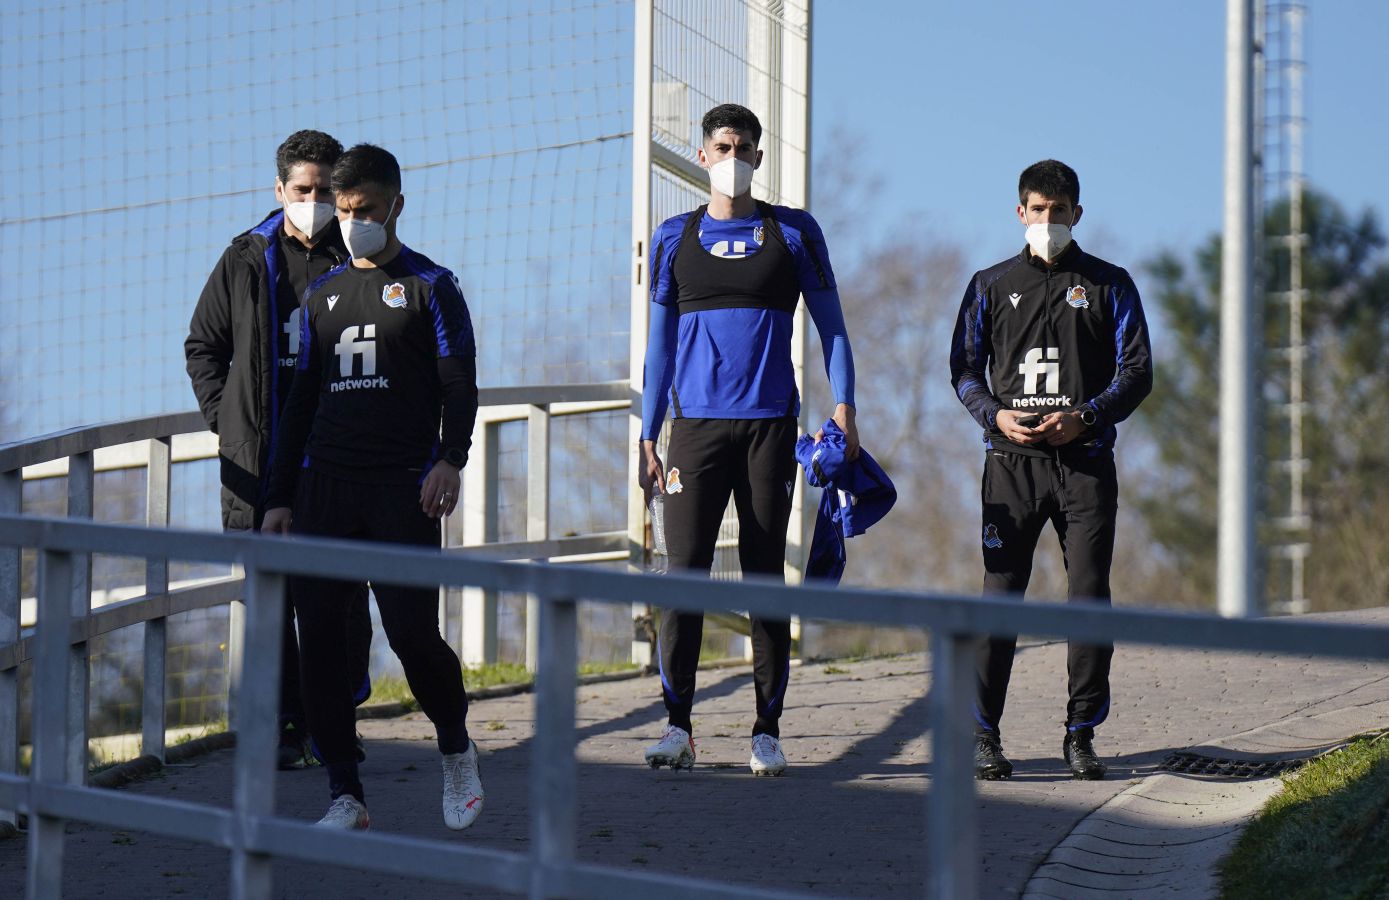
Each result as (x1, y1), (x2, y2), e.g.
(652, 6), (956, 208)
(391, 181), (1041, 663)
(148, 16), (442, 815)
(262, 143), (484, 831)
(184, 130), (373, 770)
(949, 159), (1152, 781)
(639, 103), (859, 777)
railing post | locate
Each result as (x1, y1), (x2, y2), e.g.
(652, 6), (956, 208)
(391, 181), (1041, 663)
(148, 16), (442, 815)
(229, 564), (285, 900)
(227, 588), (246, 731)
(462, 423), (499, 665)
(529, 595), (577, 900)
(928, 629), (978, 899)
(66, 451), (94, 785)
(143, 437), (171, 762)
(29, 548), (75, 899)
(0, 468), (21, 838)
(525, 405), (551, 673)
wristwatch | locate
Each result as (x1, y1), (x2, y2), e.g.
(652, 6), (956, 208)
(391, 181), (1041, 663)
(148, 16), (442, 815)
(442, 447), (468, 468)
(1077, 406), (1097, 427)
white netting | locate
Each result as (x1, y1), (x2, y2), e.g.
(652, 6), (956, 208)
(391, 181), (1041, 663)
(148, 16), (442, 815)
(647, 0), (811, 585)
(0, 0), (635, 444)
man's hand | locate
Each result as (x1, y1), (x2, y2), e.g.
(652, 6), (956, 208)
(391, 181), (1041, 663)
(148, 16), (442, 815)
(996, 409), (1044, 445)
(813, 403), (860, 461)
(1037, 410), (1085, 446)
(261, 507), (293, 535)
(420, 461), (460, 518)
(638, 440), (665, 503)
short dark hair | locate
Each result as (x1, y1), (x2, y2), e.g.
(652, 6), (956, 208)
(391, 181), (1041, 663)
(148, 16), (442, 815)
(701, 104), (762, 146)
(330, 143), (402, 196)
(1018, 159), (1080, 205)
(275, 130), (343, 183)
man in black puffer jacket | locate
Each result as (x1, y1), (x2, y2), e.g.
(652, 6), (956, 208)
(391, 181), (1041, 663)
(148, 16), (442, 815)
(185, 130), (373, 769)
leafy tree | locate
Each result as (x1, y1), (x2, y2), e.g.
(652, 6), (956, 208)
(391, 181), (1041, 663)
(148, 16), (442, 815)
(1131, 190), (1389, 610)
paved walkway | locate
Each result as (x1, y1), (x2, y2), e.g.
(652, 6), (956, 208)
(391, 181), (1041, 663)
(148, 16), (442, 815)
(1, 608), (1386, 898)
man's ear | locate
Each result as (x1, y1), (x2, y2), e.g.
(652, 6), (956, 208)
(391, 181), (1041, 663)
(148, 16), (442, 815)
(696, 146), (709, 168)
(754, 148), (764, 170)
(1071, 204), (1083, 227)
(1016, 204), (1028, 226)
(274, 180), (286, 205)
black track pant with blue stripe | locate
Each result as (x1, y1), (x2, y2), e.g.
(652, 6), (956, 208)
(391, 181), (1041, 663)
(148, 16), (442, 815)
(975, 448), (1117, 736)
(658, 416), (796, 739)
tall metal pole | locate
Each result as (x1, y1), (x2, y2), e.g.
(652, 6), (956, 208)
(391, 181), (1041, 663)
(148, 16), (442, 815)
(628, 0), (655, 666)
(1219, 0), (1261, 618)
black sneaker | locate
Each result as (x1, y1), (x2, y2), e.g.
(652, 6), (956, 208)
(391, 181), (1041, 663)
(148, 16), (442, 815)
(1063, 728), (1107, 780)
(277, 723), (320, 771)
(974, 733), (1013, 780)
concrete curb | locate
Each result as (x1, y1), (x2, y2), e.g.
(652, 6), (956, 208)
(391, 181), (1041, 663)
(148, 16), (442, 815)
(1021, 701), (1389, 898)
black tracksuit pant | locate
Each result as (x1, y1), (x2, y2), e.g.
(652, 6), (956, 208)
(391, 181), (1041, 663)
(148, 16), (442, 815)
(658, 416), (796, 738)
(975, 448), (1117, 736)
(278, 581), (372, 734)
(289, 467), (470, 802)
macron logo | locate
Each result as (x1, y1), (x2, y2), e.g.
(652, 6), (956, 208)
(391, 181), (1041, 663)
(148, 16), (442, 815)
(335, 324), (377, 377)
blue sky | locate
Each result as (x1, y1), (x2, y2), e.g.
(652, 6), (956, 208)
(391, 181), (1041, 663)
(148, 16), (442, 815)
(811, 1), (1388, 269)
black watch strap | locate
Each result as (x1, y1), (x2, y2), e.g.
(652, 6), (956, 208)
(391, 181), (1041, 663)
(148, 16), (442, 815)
(442, 447), (467, 468)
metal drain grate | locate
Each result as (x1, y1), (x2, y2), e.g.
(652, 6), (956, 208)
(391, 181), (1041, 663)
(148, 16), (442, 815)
(1159, 752), (1306, 778)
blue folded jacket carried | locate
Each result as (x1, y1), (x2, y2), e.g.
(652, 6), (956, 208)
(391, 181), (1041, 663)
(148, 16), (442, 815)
(794, 419), (897, 583)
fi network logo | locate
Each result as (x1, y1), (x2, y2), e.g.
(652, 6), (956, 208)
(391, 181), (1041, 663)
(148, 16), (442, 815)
(332, 325), (389, 391)
(1018, 346), (1059, 395)
(281, 308), (301, 367)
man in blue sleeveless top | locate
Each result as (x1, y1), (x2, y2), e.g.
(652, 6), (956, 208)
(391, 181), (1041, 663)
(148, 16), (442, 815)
(639, 104), (858, 776)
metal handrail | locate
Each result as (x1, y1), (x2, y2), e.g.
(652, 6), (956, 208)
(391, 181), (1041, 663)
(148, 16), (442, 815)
(0, 381), (632, 473)
(0, 384), (641, 864)
(3, 514), (1389, 898)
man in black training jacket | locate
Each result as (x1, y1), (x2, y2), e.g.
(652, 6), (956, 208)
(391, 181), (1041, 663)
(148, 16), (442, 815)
(949, 159), (1152, 781)
(262, 143), (483, 832)
(185, 130), (373, 770)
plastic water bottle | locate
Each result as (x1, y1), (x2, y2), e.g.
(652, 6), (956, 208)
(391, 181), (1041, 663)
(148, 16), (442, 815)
(649, 493), (669, 575)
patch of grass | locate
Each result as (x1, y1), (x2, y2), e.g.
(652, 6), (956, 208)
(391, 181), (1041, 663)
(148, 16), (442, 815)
(822, 665), (848, 675)
(370, 661), (638, 710)
(579, 661), (638, 676)
(1220, 734), (1389, 899)
(465, 663), (534, 688)
(171, 718), (228, 746)
(368, 677), (422, 709)
(484, 721), (507, 731)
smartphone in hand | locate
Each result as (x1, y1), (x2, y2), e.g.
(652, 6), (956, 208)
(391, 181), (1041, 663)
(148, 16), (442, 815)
(1016, 414), (1041, 428)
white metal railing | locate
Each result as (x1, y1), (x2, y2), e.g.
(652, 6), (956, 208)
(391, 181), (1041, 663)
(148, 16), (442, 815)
(3, 515), (1389, 898)
(0, 385), (639, 845)
(2, 383), (635, 670)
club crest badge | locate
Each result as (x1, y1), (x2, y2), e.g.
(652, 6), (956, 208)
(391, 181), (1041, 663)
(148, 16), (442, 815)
(1066, 285), (1089, 309)
(382, 283), (408, 308)
(665, 467), (684, 494)
(983, 524), (1004, 549)
(753, 225), (765, 245)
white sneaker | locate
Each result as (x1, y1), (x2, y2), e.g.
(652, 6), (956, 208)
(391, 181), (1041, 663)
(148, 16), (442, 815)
(643, 725), (696, 770)
(316, 795), (370, 830)
(442, 741), (485, 830)
(749, 734), (787, 776)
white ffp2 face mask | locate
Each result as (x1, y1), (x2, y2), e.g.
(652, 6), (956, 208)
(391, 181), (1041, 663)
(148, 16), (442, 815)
(708, 157), (755, 198)
(284, 200), (335, 238)
(341, 196), (400, 259)
(1025, 223), (1073, 261)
